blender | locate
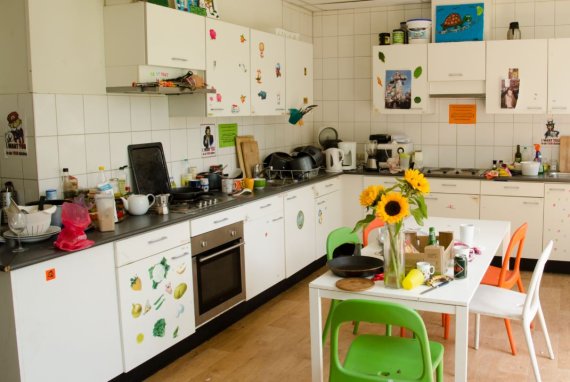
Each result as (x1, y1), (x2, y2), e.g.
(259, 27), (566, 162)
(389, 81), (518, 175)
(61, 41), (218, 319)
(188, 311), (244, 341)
(365, 140), (378, 170)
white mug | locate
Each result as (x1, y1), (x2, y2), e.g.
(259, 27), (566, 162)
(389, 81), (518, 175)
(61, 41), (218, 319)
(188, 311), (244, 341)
(417, 261), (435, 280)
(460, 224), (475, 247)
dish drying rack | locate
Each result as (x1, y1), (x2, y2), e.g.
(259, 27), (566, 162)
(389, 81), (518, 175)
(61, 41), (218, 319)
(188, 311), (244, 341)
(265, 167), (320, 180)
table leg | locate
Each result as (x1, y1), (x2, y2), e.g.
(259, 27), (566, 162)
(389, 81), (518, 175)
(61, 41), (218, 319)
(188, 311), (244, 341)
(309, 287), (323, 382)
(455, 306), (469, 382)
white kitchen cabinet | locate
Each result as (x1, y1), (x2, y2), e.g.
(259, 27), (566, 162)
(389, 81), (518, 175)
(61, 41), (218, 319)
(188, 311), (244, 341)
(314, 179), (342, 260)
(341, 174), (365, 227)
(285, 39), (313, 110)
(480, 181), (544, 259)
(428, 41), (486, 96)
(206, 18), (250, 116)
(485, 39), (548, 114)
(104, 2), (206, 87)
(284, 185), (316, 277)
(543, 184), (570, 261)
(244, 196), (285, 299)
(424, 179), (480, 219)
(372, 44), (431, 114)
(190, 206), (245, 237)
(250, 30), (286, 116)
(363, 175), (398, 188)
(1, 244), (123, 382)
(548, 38), (570, 114)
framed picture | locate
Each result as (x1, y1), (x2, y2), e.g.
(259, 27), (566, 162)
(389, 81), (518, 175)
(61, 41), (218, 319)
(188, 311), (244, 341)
(385, 70), (412, 110)
(434, 3), (485, 42)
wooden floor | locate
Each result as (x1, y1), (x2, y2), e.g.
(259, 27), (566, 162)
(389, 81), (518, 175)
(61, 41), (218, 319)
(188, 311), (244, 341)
(147, 268), (570, 381)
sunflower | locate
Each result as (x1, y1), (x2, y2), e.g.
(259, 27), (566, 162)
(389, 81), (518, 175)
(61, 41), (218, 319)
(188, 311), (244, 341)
(359, 185), (384, 207)
(376, 192), (409, 224)
(404, 169), (430, 194)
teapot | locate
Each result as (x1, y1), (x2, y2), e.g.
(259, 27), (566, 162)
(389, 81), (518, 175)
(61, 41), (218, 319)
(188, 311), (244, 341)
(324, 148), (345, 173)
(121, 194), (155, 216)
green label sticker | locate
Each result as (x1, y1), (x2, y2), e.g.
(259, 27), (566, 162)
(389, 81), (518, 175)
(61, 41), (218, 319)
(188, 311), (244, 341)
(413, 66), (423, 79)
(218, 123), (238, 148)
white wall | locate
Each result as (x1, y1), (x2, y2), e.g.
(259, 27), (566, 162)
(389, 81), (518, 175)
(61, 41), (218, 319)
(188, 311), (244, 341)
(312, 1), (570, 169)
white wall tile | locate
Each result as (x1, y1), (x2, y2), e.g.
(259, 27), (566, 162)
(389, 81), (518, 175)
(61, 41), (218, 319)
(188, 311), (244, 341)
(338, 13), (354, 36)
(58, 135), (87, 175)
(354, 34), (372, 57)
(36, 136), (60, 179)
(18, 94), (35, 137)
(109, 132), (131, 170)
(555, 0), (570, 25)
(2, 157), (23, 179)
(354, 13), (371, 35)
(354, 57), (371, 79)
(475, 122), (495, 146)
(313, 58), (323, 80)
(387, 10), (405, 31)
(535, 1), (554, 25)
(457, 124), (476, 145)
(322, 14), (338, 36)
(515, 2), (535, 26)
(22, 137), (38, 179)
(322, 100), (339, 121)
(170, 129), (188, 161)
(493, 146), (514, 163)
(56, 94), (85, 135)
(132, 131), (152, 145)
(456, 146), (476, 168)
(33, 94), (57, 137)
(108, 95), (131, 132)
(339, 101), (355, 121)
(313, 15), (323, 37)
(438, 146), (457, 167)
(370, 11), (388, 34)
(338, 58), (354, 79)
(84, 95), (109, 134)
(322, 58), (339, 79)
(313, 37), (323, 59)
(494, 122), (514, 146)
(421, 145), (438, 167)
(354, 101), (371, 122)
(338, 36), (354, 57)
(354, 79), (371, 101)
(151, 96), (169, 130)
(421, 123), (439, 145)
(322, 80), (339, 101)
(495, 4), (516, 29)
(513, 123), (533, 145)
(23, 179), (40, 204)
(339, 79), (355, 101)
(85, 133), (111, 173)
(535, 25), (555, 38)
(151, 130), (171, 162)
(130, 96), (152, 132)
(322, 36), (339, 58)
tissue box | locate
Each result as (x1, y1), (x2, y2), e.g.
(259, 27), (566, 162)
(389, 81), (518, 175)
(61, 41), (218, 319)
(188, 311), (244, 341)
(404, 231), (454, 274)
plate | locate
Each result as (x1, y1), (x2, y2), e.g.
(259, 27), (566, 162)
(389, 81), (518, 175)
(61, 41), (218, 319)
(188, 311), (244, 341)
(3, 226), (61, 243)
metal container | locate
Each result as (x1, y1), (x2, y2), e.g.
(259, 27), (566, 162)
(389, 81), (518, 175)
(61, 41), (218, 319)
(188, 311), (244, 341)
(454, 253), (468, 279)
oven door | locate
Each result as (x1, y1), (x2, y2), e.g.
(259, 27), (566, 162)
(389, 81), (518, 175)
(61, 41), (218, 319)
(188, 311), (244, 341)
(192, 239), (245, 326)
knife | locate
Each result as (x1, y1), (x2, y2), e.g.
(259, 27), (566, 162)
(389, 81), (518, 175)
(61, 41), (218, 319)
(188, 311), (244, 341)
(420, 280), (451, 295)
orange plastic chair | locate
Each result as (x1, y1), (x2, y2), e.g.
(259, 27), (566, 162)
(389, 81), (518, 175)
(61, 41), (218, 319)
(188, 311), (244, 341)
(442, 223), (528, 351)
(362, 217), (384, 247)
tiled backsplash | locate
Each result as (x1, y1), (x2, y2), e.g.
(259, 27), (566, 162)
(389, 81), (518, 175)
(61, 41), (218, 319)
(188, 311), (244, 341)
(311, 1), (570, 169)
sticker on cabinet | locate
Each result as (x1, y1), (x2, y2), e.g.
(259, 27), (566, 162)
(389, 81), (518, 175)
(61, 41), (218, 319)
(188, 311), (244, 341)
(258, 91), (267, 100)
(275, 63), (281, 77)
(240, 34), (246, 43)
(259, 42), (265, 58)
(209, 29), (217, 40)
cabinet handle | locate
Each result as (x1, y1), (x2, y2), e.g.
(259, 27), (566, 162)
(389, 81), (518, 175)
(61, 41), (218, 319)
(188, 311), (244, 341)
(441, 184), (457, 187)
(526, 106), (543, 110)
(275, 108), (286, 111)
(504, 186), (519, 189)
(272, 216), (284, 222)
(171, 57), (188, 61)
(471, 196), (479, 200)
(148, 236), (168, 244)
(260, 204), (272, 209)
(448, 73), (463, 77)
(424, 197), (438, 201)
(214, 217), (229, 224)
(199, 242), (244, 263)
(287, 195), (297, 200)
(384, 181), (396, 185)
(210, 108), (225, 111)
(548, 188), (566, 191)
(551, 106), (567, 110)
(171, 252), (190, 260)
(325, 183), (334, 188)
(317, 200), (326, 205)
(523, 201), (540, 205)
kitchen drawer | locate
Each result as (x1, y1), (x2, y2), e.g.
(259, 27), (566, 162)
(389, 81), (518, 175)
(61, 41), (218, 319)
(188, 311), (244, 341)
(313, 177), (340, 197)
(115, 221), (190, 266)
(480, 181), (544, 197)
(363, 175), (398, 188)
(429, 178), (481, 194)
(190, 206), (245, 236)
(245, 195), (284, 220)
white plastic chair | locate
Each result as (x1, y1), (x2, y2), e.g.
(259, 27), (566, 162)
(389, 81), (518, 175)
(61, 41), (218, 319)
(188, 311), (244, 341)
(470, 240), (555, 382)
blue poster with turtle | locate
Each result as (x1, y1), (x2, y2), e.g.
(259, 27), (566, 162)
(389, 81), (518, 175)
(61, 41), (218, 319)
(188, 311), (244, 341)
(435, 3), (484, 42)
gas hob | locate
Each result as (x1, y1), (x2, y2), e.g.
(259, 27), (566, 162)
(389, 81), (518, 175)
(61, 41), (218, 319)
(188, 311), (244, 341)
(422, 167), (485, 177)
(169, 192), (235, 214)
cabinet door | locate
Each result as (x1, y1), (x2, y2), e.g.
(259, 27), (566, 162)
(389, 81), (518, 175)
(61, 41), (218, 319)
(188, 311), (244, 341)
(548, 38), (570, 114)
(146, 3), (206, 70)
(424, 193), (480, 219)
(372, 44), (430, 114)
(284, 186), (316, 277)
(480, 195), (544, 259)
(363, 175), (398, 188)
(11, 244), (123, 382)
(486, 40), (547, 114)
(116, 245), (194, 371)
(206, 19), (250, 116)
(244, 209), (285, 299)
(250, 30), (286, 116)
(285, 39), (313, 109)
(315, 190), (342, 260)
(543, 184), (570, 261)
(341, 174), (365, 227)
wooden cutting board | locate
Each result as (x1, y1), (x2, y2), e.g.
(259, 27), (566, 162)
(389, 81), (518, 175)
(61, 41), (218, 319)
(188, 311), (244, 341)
(235, 135), (255, 175)
(241, 140), (260, 178)
(336, 278), (375, 291)
(560, 136), (570, 172)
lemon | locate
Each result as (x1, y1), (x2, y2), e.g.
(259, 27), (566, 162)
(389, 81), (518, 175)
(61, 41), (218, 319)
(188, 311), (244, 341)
(136, 333), (144, 344)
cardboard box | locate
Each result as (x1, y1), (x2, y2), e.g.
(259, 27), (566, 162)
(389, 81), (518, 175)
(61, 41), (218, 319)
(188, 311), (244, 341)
(404, 231), (454, 274)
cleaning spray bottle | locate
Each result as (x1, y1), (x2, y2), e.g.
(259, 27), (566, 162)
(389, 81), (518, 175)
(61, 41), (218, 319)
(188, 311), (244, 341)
(534, 143), (543, 174)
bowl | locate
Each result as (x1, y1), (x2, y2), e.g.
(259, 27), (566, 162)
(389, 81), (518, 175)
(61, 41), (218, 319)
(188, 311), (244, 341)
(521, 161), (539, 176)
(6, 205), (56, 235)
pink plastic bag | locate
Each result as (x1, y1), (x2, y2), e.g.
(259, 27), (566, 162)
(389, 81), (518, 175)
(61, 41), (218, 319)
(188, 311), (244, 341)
(54, 203), (94, 251)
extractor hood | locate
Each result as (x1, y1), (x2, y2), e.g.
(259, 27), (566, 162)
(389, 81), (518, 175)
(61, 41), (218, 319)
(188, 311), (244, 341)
(428, 81), (486, 98)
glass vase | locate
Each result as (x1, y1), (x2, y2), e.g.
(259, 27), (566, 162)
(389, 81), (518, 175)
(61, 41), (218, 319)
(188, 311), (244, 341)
(383, 223), (405, 289)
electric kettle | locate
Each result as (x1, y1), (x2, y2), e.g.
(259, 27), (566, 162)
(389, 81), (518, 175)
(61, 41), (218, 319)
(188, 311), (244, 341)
(325, 148), (345, 173)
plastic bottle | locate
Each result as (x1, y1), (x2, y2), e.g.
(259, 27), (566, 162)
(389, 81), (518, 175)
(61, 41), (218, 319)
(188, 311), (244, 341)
(62, 168), (75, 199)
(97, 166), (107, 186)
(507, 22), (521, 40)
(492, 160), (497, 170)
(534, 144), (543, 174)
(515, 145), (522, 163)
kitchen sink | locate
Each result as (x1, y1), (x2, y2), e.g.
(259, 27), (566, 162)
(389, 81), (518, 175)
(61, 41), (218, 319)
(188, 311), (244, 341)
(546, 172), (570, 179)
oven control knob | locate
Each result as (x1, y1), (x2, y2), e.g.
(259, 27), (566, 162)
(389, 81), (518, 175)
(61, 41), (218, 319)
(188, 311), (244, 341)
(213, 198), (218, 204)
(201, 241), (207, 248)
(199, 201), (204, 208)
(230, 230), (236, 237)
(208, 199), (213, 206)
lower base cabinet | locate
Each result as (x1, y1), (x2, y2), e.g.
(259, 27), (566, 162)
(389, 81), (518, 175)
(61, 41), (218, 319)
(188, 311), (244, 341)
(544, 184), (570, 261)
(425, 193), (480, 219)
(284, 185), (316, 277)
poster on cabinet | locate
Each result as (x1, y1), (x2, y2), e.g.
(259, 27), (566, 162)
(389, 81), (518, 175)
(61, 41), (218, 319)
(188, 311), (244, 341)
(385, 70), (412, 109)
(4, 111), (27, 157)
(201, 123), (216, 157)
(500, 68), (520, 109)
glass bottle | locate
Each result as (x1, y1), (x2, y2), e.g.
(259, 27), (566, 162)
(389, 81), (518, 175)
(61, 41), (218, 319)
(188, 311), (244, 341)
(515, 145), (522, 163)
(507, 22), (521, 40)
(118, 165), (128, 196)
(62, 168), (75, 199)
(428, 227), (437, 245)
(492, 160), (497, 170)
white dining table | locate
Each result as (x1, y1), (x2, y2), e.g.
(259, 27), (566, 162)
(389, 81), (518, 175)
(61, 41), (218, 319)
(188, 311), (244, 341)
(309, 216), (511, 382)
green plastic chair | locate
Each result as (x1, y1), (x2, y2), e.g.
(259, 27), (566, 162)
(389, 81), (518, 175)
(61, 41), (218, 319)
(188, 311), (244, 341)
(322, 227), (362, 345)
(330, 299), (444, 382)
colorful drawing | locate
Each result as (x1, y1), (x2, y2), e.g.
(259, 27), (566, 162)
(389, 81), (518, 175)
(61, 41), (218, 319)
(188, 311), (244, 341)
(240, 95), (246, 104)
(231, 104), (240, 113)
(130, 275), (142, 291)
(259, 42), (265, 58)
(240, 34), (246, 43)
(385, 70), (412, 109)
(165, 281), (172, 295)
(256, 69), (262, 84)
(131, 303), (142, 318)
(209, 29), (217, 40)
(176, 263), (187, 274)
(153, 318), (166, 337)
(204, 0), (219, 18)
(148, 257), (170, 289)
(136, 333), (144, 344)
(376, 76), (383, 87)
(435, 3), (484, 42)
(275, 63), (281, 77)
(176, 304), (185, 318)
(5, 111), (27, 156)
(258, 90), (267, 100)
(174, 283), (188, 299)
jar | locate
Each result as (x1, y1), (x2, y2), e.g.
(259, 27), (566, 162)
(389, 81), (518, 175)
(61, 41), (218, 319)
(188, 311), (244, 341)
(379, 33), (391, 45)
(507, 22), (521, 40)
(392, 29), (405, 44)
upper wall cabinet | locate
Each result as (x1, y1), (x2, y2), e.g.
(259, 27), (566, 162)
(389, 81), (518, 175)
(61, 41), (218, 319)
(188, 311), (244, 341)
(485, 39), (547, 114)
(250, 30), (286, 116)
(428, 41), (486, 97)
(104, 2), (206, 87)
(286, 39), (313, 110)
(206, 18), (251, 117)
(548, 38), (570, 114)
(372, 44), (431, 114)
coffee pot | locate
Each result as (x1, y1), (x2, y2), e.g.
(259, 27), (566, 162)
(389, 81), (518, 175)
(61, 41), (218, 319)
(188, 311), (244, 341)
(155, 194), (170, 215)
(324, 148), (345, 173)
(120, 194), (156, 216)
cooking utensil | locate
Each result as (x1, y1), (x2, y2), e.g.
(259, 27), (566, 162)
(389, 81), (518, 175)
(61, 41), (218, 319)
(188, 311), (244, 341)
(318, 127), (340, 149)
(420, 280), (451, 295)
(299, 145), (324, 168)
(289, 153), (314, 173)
(264, 152), (292, 171)
(128, 143), (171, 195)
(327, 256), (384, 278)
(235, 135), (255, 176)
(241, 140), (260, 178)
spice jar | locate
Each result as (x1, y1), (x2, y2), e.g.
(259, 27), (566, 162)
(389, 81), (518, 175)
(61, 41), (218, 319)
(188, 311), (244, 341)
(379, 33), (391, 45)
(392, 29), (405, 44)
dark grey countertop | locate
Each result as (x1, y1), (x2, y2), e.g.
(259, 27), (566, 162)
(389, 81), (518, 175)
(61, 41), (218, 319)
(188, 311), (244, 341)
(343, 169), (570, 182)
(0, 172), (341, 273)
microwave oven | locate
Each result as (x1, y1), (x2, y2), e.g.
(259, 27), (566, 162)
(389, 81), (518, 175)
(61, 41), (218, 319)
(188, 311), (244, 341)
(376, 142), (414, 168)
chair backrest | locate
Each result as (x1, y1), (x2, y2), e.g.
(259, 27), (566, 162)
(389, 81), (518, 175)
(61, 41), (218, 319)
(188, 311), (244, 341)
(326, 227), (361, 261)
(362, 217), (385, 247)
(330, 299), (434, 382)
(498, 223), (528, 286)
(523, 240), (553, 321)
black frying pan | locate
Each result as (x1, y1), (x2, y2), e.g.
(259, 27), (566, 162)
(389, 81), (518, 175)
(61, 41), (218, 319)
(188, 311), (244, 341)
(327, 256), (383, 278)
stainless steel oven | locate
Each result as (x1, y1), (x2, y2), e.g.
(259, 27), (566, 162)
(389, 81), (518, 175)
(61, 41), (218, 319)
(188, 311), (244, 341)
(191, 221), (245, 327)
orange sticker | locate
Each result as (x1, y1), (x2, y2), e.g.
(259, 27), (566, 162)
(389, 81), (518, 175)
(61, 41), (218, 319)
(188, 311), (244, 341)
(45, 268), (56, 281)
(449, 104), (477, 124)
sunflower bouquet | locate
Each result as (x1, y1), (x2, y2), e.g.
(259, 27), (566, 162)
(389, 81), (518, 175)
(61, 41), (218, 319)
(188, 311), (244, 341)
(354, 169), (430, 288)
